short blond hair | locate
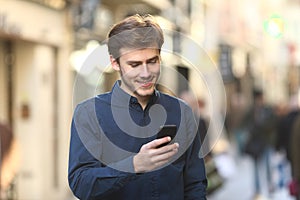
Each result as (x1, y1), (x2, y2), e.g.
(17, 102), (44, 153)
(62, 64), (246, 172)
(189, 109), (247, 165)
(107, 14), (164, 61)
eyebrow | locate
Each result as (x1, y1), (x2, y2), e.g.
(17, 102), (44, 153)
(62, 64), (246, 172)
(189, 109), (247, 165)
(126, 55), (159, 65)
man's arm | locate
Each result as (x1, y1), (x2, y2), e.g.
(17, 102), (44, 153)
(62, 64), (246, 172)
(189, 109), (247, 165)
(68, 118), (139, 200)
(68, 101), (142, 199)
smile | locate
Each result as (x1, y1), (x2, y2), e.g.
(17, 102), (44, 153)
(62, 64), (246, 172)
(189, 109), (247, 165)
(136, 80), (153, 88)
(140, 82), (153, 88)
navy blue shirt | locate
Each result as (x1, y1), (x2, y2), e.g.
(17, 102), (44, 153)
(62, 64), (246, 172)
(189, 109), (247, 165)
(68, 81), (207, 200)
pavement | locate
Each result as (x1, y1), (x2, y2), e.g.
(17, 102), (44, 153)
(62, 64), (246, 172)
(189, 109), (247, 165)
(207, 145), (296, 200)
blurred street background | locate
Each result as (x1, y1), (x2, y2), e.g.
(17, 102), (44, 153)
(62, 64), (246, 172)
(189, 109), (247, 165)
(0, 0), (300, 199)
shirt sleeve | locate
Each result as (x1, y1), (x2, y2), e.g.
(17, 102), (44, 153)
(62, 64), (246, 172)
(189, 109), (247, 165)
(183, 108), (208, 199)
(68, 102), (139, 200)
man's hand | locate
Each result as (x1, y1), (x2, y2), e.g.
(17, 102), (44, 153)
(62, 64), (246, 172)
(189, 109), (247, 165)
(133, 137), (179, 173)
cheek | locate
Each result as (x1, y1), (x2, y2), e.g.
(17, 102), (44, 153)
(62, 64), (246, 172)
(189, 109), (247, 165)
(121, 67), (138, 78)
(153, 66), (161, 76)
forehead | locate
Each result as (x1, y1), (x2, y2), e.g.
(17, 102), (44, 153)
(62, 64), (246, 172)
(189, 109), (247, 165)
(119, 48), (160, 62)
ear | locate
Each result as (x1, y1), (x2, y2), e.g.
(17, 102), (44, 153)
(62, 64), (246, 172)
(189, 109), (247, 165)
(110, 55), (120, 71)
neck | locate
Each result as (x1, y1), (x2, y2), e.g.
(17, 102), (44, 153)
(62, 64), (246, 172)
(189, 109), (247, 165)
(136, 95), (150, 110)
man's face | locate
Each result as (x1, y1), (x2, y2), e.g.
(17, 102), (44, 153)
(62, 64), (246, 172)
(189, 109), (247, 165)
(111, 48), (161, 99)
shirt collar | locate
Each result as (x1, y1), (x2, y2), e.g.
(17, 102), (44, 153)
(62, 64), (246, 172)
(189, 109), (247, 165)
(111, 80), (159, 108)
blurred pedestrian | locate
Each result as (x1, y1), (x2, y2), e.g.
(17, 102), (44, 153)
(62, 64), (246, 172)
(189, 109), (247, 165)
(289, 113), (300, 200)
(275, 95), (299, 162)
(179, 90), (208, 145)
(179, 90), (227, 194)
(243, 89), (277, 198)
(68, 14), (207, 200)
(0, 122), (20, 199)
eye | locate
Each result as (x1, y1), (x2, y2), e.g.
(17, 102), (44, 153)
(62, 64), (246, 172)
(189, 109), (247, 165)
(148, 58), (159, 64)
(130, 63), (140, 68)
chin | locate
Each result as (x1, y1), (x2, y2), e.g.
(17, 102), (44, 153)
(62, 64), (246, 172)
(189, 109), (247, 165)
(136, 88), (154, 97)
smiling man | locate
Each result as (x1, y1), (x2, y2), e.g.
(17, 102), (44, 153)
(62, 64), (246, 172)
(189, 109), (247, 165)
(68, 14), (207, 200)
(111, 48), (160, 108)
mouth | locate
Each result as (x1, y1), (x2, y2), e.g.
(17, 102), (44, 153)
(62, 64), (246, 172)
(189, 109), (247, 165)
(137, 81), (154, 89)
(140, 82), (153, 88)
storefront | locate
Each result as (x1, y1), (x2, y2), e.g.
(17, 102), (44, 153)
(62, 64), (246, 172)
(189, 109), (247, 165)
(0, 1), (72, 199)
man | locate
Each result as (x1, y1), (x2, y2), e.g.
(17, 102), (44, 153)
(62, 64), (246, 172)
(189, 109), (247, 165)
(290, 113), (300, 200)
(0, 123), (20, 199)
(68, 14), (207, 200)
(244, 89), (276, 198)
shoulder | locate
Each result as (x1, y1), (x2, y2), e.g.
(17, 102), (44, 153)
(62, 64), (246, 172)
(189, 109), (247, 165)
(158, 92), (189, 107)
(74, 97), (96, 113)
(158, 92), (193, 116)
(74, 92), (111, 112)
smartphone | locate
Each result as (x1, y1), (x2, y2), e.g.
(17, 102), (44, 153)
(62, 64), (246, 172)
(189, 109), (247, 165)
(156, 125), (177, 148)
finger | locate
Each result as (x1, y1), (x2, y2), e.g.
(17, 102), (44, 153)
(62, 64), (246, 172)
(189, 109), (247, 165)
(156, 142), (179, 154)
(147, 142), (179, 159)
(153, 147), (179, 163)
(144, 137), (171, 149)
(153, 160), (169, 169)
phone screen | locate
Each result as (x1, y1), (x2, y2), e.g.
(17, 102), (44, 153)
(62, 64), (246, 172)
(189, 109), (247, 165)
(156, 125), (177, 148)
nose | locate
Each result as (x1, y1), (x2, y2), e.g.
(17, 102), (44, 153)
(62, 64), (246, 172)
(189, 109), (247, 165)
(140, 64), (150, 78)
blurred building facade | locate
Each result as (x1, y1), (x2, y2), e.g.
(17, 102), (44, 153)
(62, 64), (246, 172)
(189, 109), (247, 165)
(0, 0), (300, 199)
(0, 1), (72, 199)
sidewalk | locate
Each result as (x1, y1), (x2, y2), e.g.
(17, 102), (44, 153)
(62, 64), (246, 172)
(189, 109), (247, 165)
(207, 151), (295, 200)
